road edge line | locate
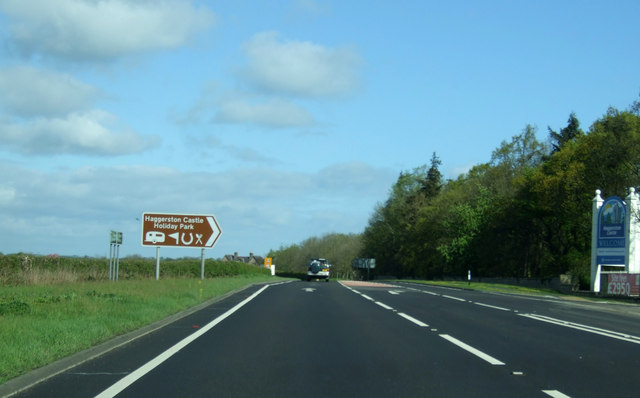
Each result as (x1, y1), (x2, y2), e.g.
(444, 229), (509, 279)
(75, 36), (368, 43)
(94, 284), (271, 398)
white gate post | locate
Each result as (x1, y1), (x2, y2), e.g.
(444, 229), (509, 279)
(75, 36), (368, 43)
(626, 187), (640, 274)
(591, 189), (604, 292)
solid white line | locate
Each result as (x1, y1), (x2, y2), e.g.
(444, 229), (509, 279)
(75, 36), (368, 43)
(375, 301), (394, 310)
(542, 390), (572, 398)
(398, 312), (429, 327)
(442, 294), (466, 302)
(519, 313), (640, 344)
(439, 334), (505, 365)
(95, 284), (270, 398)
(474, 302), (511, 311)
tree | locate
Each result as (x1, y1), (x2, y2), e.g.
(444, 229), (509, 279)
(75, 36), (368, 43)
(491, 125), (547, 172)
(421, 152), (443, 198)
(548, 112), (583, 153)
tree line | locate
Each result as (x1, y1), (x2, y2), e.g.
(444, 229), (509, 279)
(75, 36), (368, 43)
(268, 233), (363, 280)
(270, 100), (640, 286)
(362, 101), (640, 286)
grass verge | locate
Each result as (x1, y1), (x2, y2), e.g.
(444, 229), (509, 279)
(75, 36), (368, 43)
(0, 275), (276, 384)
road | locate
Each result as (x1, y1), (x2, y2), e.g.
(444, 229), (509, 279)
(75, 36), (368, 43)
(8, 280), (640, 397)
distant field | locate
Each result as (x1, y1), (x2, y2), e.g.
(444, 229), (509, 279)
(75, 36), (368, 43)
(0, 254), (276, 384)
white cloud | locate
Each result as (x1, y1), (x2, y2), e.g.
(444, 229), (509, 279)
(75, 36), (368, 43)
(175, 84), (316, 129)
(0, 186), (16, 205)
(174, 32), (363, 129)
(242, 31), (362, 97)
(0, 65), (101, 117)
(0, 161), (395, 257)
(214, 97), (315, 128)
(290, 0), (331, 17)
(317, 162), (393, 192)
(0, 110), (159, 155)
(0, 0), (215, 61)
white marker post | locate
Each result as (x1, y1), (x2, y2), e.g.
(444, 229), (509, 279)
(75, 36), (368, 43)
(155, 247), (160, 280)
(200, 248), (205, 280)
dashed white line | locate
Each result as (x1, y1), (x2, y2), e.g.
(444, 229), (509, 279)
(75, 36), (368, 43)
(442, 294), (467, 302)
(375, 301), (394, 310)
(542, 390), (571, 398)
(474, 302), (511, 311)
(360, 294), (375, 301)
(439, 334), (505, 365)
(398, 312), (429, 327)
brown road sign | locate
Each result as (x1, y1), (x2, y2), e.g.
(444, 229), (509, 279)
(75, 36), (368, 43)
(141, 212), (222, 248)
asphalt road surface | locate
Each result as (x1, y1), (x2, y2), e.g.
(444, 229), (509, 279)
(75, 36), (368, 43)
(7, 280), (640, 397)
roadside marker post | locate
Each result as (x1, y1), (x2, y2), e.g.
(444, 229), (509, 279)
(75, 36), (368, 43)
(109, 230), (123, 281)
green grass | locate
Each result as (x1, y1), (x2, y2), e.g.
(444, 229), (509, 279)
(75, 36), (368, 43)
(0, 275), (277, 384)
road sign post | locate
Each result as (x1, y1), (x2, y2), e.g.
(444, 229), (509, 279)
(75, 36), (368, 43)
(109, 230), (123, 281)
(141, 213), (222, 280)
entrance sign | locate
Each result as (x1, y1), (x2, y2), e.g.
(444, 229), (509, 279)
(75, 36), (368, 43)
(591, 189), (640, 295)
(596, 196), (626, 265)
(141, 213), (222, 248)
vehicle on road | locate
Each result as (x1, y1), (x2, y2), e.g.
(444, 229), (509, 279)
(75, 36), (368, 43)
(307, 258), (330, 282)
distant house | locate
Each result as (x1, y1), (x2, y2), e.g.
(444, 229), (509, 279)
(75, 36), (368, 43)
(221, 252), (265, 266)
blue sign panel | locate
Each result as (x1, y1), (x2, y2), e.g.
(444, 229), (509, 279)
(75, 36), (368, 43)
(598, 197), (625, 248)
(597, 255), (625, 265)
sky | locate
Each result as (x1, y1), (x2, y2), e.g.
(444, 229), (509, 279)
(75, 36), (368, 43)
(0, 0), (639, 260)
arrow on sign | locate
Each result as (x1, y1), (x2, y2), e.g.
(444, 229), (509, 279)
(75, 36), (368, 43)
(205, 216), (221, 247)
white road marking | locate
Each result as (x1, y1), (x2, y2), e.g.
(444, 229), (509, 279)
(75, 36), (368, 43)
(542, 390), (572, 398)
(422, 291), (439, 296)
(398, 312), (429, 327)
(375, 301), (394, 310)
(95, 284), (271, 398)
(439, 334), (505, 365)
(442, 294), (466, 302)
(361, 294), (375, 301)
(519, 313), (640, 345)
(388, 290), (400, 295)
(474, 302), (511, 311)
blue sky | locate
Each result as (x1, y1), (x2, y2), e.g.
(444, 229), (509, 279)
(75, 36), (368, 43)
(0, 0), (638, 259)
